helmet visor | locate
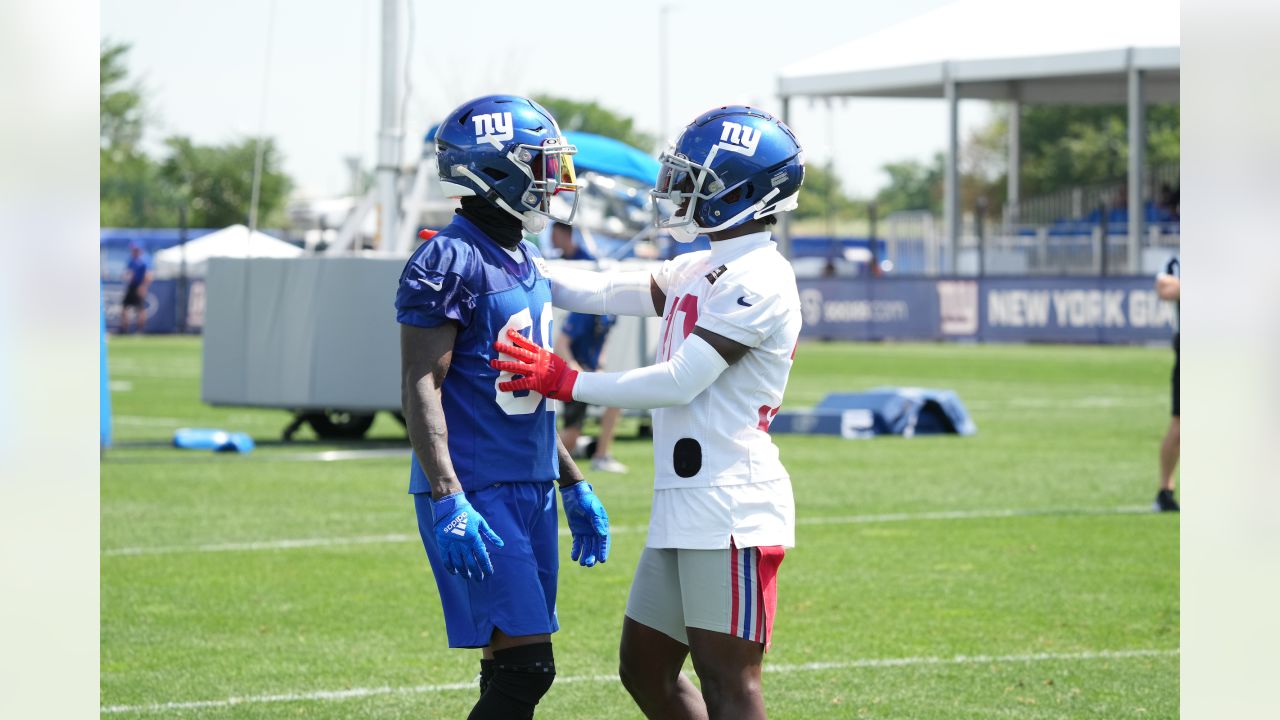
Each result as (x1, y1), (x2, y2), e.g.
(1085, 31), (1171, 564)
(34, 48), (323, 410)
(514, 137), (580, 224)
(654, 156), (694, 200)
(531, 138), (580, 195)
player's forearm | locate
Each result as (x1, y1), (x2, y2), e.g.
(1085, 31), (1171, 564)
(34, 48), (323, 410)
(402, 373), (462, 500)
(555, 436), (584, 489)
(573, 334), (728, 409)
(550, 266), (657, 317)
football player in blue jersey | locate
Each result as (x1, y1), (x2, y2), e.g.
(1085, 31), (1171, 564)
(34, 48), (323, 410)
(396, 94), (611, 720)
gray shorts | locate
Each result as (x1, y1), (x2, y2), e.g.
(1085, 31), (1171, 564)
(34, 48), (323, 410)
(624, 542), (784, 648)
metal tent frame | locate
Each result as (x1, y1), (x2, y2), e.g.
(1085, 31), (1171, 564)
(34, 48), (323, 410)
(775, 0), (1179, 270)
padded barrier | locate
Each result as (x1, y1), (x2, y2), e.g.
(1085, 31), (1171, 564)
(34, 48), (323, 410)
(769, 387), (976, 439)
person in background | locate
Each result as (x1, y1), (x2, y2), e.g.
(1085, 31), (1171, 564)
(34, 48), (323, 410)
(549, 221), (628, 473)
(556, 311), (628, 474)
(549, 220), (592, 261)
(120, 244), (153, 334)
(1154, 255), (1180, 512)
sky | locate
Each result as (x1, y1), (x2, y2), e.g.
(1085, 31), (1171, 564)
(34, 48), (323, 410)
(101, 0), (994, 199)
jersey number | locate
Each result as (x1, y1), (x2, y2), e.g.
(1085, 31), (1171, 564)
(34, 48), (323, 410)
(757, 404), (781, 431)
(493, 302), (553, 415)
(659, 294), (700, 360)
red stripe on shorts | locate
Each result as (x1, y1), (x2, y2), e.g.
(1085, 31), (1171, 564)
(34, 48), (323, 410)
(755, 546), (785, 649)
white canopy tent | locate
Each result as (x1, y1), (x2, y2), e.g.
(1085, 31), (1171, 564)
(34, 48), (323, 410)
(153, 224), (304, 279)
(777, 0), (1179, 270)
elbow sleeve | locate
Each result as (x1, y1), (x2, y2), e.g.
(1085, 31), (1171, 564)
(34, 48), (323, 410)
(572, 334), (728, 409)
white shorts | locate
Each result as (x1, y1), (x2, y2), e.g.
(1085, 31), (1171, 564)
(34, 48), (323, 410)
(624, 541), (785, 648)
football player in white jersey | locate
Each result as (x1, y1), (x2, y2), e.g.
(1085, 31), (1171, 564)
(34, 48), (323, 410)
(492, 105), (804, 720)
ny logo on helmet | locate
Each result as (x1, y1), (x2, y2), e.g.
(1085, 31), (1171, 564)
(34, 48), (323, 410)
(717, 121), (761, 156)
(473, 112), (514, 149)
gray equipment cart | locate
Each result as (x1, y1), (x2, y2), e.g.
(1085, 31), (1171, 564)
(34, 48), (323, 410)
(202, 255), (662, 440)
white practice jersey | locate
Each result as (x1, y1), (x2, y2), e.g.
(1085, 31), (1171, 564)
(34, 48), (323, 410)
(646, 231), (801, 550)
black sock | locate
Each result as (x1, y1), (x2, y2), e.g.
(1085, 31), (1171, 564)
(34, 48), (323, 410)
(478, 658), (495, 697)
(467, 643), (556, 720)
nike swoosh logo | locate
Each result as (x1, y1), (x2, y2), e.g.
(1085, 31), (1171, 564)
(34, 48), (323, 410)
(422, 278), (444, 291)
(737, 296), (753, 307)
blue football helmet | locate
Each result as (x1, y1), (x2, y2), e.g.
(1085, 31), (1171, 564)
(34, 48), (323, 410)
(435, 95), (581, 233)
(652, 105), (804, 242)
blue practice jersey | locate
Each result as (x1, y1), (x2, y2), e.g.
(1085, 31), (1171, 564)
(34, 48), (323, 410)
(561, 312), (617, 372)
(125, 255), (151, 288)
(396, 215), (558, 493)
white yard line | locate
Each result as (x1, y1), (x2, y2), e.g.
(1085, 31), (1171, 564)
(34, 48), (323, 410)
(104, 533), (419, 557)
(263, 448), (412, 462)
(102, 506), (1152, 557)
(100, 647), (1177, 714)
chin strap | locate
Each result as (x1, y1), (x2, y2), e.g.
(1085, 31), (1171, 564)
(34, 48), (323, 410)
(671, 188), (783, 242)
(697, 188), (781, 235)
(454, 166), (545, 234)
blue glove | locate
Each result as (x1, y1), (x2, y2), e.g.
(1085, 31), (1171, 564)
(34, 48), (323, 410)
(430, 492), (504, 581)
(560, 481), (610, 567)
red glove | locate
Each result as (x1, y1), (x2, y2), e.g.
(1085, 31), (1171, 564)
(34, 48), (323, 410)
(490, 329), (579, 401)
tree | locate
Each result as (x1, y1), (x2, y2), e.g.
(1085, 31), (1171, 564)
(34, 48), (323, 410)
(160, 137), (293, 229)
(100, 41), (296, 229)
(1018, 104), (1179, 197)
(101, 151), (178, 228)
(792, 163), (864, 226)
(101, 40), (171, 227)
(100, 40), (145, 155)
(531, 95), (656, 152)
(868, 104), (1180, 217)
(874, 154), (944, 214)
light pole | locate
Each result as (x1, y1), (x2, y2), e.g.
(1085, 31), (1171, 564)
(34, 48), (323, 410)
(658, 4), (672, 149)
(376, 0), (403, 251)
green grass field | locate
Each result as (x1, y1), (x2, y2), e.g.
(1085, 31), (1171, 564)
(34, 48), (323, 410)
(101, 336), (1179, 718)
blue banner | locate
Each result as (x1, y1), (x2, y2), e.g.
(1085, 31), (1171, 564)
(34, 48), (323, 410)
(978, 276), (1175, 344)
(101, 279), (205, 334)
(797, 276), (1176, 344)
(108, 273), (1174, 345)
(798, 278), (943, 341)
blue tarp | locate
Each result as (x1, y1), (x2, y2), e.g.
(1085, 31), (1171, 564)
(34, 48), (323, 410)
(562, 132), (660, 185)
(424, 125), (660, 185)
(769, 388), (977, 439)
